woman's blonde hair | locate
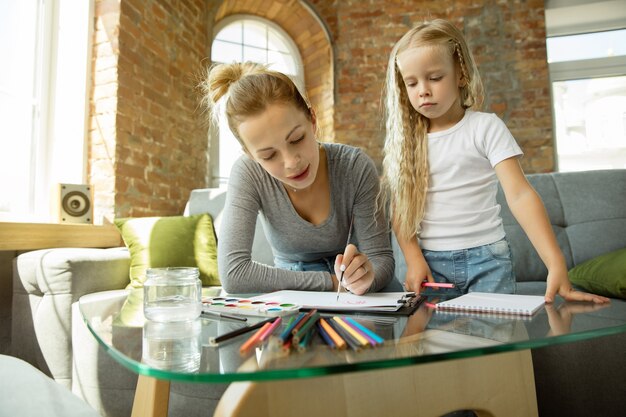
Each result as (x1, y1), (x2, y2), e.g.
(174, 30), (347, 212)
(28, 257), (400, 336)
(380, 19), (484, 241)
(201, 62), (312, 147)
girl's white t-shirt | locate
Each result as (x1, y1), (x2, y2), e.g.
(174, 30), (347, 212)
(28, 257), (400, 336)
(419, 111), (523, 251)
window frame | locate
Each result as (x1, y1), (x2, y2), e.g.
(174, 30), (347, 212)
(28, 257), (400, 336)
(548, 54), (626, 172)
(0, 0), (93, 222)
(549, 55), (626, 82)
(209, 15), (304, 187)
(545, 0), (626, 171)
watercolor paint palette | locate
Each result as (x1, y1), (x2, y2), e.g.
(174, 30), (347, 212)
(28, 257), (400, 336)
(202, 296), (301, 318)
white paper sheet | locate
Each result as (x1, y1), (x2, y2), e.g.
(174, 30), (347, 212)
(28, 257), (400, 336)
(250, 290), (412, 312)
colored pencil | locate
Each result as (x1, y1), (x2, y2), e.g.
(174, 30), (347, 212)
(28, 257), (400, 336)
(319, 318), (346, 349)
(281, 338), (293, 353)
(341, 318), (378, 346)
(258, 317), (282, 343)
(316, 321), (336, 349)
(421, 282), (455, 288)
(279, 312), (305, 342)
(291, 309), (318, 335)
(328, 318), (360, 351)
(239, 321), (272, 355)
(209, 317), (275, 346)
(269, 315), (296, 349)
(334, 317), (369, 347)
(297, 326), (317, 352)
(293, 312), (320, 343)
(344, 317), (385, 345)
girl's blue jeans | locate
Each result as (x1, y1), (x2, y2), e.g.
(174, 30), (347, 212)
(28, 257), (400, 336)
(422, 238), (516, 296)
(274, 257), (336, 273)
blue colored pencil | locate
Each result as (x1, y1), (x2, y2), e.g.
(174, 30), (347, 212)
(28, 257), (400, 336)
(344, 317), (384, 345)
(279, 312), (305, 342)
(316, 321), (336, 349)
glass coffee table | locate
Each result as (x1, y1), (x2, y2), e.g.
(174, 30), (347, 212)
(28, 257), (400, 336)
(79, 289), (626, 417)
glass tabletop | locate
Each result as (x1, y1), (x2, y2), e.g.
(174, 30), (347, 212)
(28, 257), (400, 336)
(79, 289), (626, 383)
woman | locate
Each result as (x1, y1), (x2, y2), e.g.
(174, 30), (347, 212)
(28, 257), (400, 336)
(203, 62), (395, 294)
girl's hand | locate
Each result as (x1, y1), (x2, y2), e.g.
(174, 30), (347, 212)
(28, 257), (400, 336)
(402, 297), (437, 337)
(334, 244), (374, 295)
(403, 256), (434, 295)
(545, 301), (608, 336)
(545, 267), (610, 304)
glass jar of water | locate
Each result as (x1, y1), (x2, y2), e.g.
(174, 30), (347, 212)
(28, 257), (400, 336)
(142, 319), (202, 372)
(143, 267), (202, 322)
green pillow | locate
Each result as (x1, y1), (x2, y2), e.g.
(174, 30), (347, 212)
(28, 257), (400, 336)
(569, 248), (626, 299)
(115, 213), (220, 287)
(114, 213), (220, 326)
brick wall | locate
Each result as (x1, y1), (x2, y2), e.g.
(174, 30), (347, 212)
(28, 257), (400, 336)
(90, 0), (209, 221)
(308, 0), (553, 172)
(90, 0), (553, 220)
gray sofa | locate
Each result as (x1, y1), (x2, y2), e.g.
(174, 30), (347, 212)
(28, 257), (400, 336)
(10, 169), (626, 417)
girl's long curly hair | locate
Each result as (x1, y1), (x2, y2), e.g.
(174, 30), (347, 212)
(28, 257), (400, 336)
(380, 19), (483, 241)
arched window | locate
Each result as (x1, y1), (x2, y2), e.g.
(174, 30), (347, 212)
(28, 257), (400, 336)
(210, 16), (304, 185)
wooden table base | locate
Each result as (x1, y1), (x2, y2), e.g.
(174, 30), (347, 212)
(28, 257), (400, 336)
(130, 349), (538, 417)
(131, 375), (170, 417)
(214, 350), (538, 417)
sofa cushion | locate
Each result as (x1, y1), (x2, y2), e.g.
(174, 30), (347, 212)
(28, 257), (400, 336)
(114, 213), (220, 288)
(185, 187), (275, 266)
(497, 169), (626, 282)
(569, 247), (626, 299)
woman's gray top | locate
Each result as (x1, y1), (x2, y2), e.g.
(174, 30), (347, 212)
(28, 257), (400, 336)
(217, 142), (395, 293)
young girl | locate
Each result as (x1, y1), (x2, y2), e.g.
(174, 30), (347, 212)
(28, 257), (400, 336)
(203, 62), (395, 294)
(381, 19), (608, 304)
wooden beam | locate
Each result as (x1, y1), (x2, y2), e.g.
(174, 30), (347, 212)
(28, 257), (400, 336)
(0, 222), (122, 250)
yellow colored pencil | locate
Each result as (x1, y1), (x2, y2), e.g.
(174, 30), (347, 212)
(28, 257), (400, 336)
(334, 317), (369, 347)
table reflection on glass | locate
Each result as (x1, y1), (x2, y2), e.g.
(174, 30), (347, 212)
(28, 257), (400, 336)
(79, 289), (626, 417)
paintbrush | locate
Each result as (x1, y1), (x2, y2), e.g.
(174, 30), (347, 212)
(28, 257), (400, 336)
(336, 215), (354, 301)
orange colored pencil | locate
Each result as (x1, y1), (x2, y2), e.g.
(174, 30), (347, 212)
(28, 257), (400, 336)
(319, 318), (346, 349)
(239, 321), (272, 355)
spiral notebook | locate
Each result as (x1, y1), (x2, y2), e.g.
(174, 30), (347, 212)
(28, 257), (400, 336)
(435, 292), (545, 316)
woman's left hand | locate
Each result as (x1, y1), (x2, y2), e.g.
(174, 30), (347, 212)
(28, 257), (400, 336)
(334, 244), (374, 295)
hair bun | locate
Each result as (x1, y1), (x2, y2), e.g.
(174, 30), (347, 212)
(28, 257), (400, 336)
(206, 62), (266, 104)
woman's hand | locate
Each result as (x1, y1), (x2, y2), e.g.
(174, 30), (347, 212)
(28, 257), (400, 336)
(334, 244), (374, 295)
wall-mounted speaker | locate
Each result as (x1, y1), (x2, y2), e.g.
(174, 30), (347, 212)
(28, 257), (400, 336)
(58, 184), (93, 224)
